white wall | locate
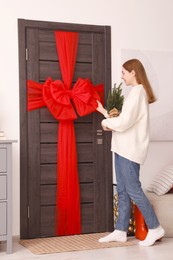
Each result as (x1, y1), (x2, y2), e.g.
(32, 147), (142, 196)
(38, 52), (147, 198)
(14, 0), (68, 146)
(0, 0), (173, 236)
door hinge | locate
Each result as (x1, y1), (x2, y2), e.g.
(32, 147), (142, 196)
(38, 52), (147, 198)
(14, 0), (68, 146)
(25, 48), (28, 61)
(27, 206), (30, 218)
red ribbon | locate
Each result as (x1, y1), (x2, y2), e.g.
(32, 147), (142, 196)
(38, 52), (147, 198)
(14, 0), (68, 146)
(27, 31), (104, 236)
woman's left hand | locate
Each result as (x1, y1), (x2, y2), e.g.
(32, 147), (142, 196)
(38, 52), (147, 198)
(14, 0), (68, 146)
(101, 119), (112, 131)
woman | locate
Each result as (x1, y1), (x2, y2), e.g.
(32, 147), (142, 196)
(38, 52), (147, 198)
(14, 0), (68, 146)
(96, 59), (165, 246)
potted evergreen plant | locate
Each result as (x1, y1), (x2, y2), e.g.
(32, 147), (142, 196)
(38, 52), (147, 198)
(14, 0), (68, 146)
(106, 82), (124, 117)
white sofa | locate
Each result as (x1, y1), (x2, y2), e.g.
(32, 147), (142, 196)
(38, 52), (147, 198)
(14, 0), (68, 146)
(142, 164), (173, 237)
(145, 191), (173, 237)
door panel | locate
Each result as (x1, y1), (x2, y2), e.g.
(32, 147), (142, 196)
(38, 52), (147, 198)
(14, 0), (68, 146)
(18, 19), (113, 239)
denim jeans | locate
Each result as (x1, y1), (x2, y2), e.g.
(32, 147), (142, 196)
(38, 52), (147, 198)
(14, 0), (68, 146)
(114, 153), (160, 231)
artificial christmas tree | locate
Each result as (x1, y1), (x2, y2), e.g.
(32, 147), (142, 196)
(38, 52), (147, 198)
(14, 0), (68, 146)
(106, 82), (124, 117)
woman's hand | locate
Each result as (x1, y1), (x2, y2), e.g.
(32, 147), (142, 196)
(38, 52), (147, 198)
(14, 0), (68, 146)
(96, 101), (109, 118)
(101, 119), (112, 131)
(96, 100), (104, 113)
(97, 101), (112, 131)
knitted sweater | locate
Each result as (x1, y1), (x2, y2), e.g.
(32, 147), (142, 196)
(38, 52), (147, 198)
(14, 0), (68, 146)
(102, 84), (149, 164)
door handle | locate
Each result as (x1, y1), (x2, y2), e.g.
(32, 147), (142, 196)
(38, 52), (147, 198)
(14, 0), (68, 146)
(90, 129), (103, 136)
(96, 129), (103, 136)
(97, 129), (103, 144)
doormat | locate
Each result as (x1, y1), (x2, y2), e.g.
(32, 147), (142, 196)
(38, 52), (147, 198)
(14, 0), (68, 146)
(19, 232), (135, 255)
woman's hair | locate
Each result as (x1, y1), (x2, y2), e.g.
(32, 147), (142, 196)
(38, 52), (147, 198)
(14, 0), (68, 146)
(123, 59), (156, 104)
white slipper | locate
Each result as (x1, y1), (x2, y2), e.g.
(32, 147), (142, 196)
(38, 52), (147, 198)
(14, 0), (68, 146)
(98, 230), (127, 243)
(139, 225), (165, 246)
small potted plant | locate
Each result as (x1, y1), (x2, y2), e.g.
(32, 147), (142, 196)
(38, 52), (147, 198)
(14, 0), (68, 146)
(106, 82), (124, 117)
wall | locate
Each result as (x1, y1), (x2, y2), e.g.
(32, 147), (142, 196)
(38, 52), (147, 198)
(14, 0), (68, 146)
(0, 0), (173, 236)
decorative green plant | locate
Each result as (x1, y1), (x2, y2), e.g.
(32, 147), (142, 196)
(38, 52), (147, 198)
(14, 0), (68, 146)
(106, 82), (124, 117)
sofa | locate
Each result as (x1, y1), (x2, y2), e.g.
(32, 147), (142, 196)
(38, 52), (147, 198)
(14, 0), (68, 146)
(144, 164), (173, 237)
(145, 191), (173, 237)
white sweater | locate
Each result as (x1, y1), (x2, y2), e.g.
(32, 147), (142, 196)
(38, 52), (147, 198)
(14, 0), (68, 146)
(102, 84), (149, 164)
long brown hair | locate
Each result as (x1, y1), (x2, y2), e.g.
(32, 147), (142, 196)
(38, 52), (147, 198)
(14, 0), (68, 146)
(123, 59), (156, 104)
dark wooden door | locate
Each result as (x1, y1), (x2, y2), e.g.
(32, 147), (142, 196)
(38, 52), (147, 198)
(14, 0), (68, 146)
(18, 19), (113, 239)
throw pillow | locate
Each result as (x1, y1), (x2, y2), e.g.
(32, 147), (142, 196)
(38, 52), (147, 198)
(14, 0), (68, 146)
(147, 165), (173, 195)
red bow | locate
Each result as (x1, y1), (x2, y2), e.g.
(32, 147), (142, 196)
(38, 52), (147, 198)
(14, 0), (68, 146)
(28, 77), (103, 120)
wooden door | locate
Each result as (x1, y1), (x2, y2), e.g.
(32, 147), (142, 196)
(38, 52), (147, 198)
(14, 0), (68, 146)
(18, 19), (113, 239)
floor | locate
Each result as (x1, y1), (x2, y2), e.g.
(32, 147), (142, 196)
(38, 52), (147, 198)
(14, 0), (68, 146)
(0, 236), (173, 260)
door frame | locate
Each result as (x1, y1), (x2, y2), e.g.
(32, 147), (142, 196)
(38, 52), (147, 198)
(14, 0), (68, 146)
(18, 19), (113, 238)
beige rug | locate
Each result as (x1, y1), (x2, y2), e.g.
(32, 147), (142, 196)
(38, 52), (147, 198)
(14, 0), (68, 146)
(19, 232), (135, 254)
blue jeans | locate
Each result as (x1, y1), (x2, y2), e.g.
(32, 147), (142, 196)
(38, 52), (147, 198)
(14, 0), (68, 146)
(114, 153), (160, 231)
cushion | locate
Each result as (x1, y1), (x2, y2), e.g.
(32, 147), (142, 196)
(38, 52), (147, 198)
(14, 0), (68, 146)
(147, 165), (173, 195)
